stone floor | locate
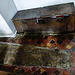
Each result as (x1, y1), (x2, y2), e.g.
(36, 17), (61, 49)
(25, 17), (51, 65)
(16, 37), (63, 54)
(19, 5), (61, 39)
(0, 34), (75, 75)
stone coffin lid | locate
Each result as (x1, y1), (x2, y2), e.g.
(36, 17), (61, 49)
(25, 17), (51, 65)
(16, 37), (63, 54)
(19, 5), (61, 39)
(13, 2), (74, 20)
(12, 2), (75, 34)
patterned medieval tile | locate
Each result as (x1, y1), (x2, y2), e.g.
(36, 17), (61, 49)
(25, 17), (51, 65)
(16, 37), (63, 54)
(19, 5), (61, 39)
(71, 47), (75, 51)
(66, 45), (72, 50)
(23, 66), (32, 74)
(63, 69), (70, 75)
(72, 39), (75, 43)
(69, 41), (75, 46)
(31, 67), (38, 73)
(70, 67), (75, 75)
(46, 68), (63, 75)
(0, 71), (16, 75)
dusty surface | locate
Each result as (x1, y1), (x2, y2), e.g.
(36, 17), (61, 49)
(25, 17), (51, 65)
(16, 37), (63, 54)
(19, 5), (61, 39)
(12, 3), (75, 33)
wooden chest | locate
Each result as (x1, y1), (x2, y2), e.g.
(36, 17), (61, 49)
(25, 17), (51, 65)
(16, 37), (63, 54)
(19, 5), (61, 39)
(12, 2), (75, 34)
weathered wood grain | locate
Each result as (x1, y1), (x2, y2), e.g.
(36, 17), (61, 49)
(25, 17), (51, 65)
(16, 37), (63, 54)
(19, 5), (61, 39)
(12, 3), (75, 33)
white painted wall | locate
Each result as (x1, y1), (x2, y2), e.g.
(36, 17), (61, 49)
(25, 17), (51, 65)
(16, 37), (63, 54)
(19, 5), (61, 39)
(0, 0), (17, 37)
(0, 14), (16, 37)
(13, 0), (75, 10)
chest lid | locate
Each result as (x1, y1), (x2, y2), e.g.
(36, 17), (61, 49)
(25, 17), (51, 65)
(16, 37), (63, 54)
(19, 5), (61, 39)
(13, 2), (74, 20)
